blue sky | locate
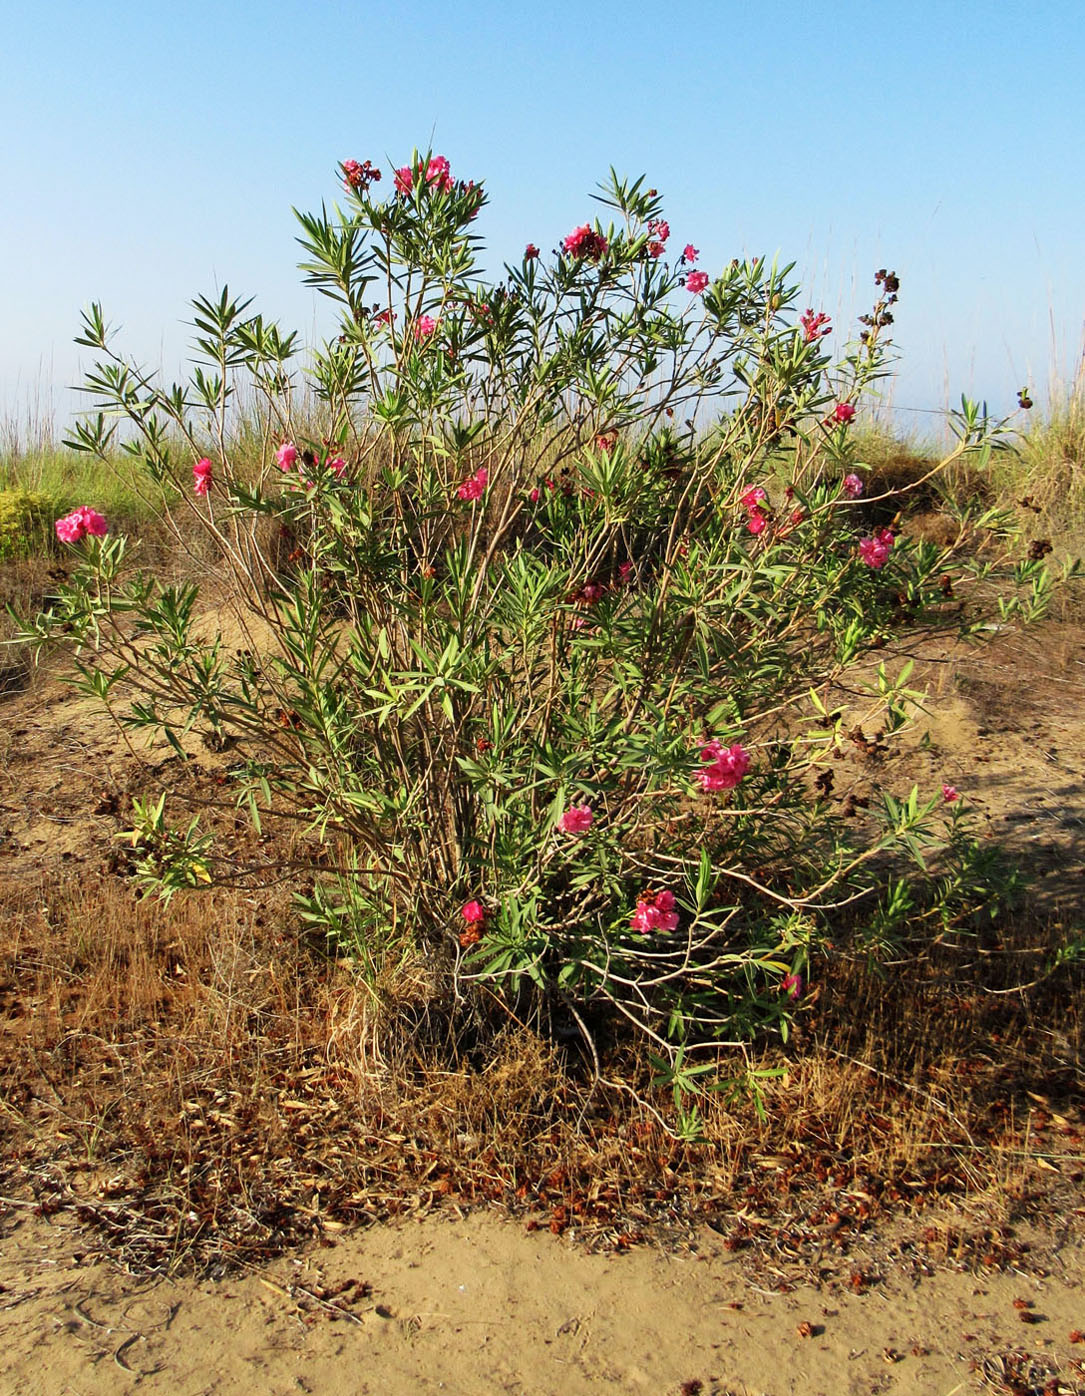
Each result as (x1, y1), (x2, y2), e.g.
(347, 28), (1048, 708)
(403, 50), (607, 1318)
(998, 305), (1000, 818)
(2, 0), (1082, 440)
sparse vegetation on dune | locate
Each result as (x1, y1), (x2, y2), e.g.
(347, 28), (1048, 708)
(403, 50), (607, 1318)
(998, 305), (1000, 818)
(0, 151), (1083, 1283)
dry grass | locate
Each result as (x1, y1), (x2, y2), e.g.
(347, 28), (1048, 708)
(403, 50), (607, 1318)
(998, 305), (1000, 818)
(1000, 391), (1085, 532)
(1, 859), (1081, 1277)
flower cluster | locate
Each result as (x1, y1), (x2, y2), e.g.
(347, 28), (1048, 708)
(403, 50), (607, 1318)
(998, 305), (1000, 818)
(842, 472), (864, 498)
(341, 158), (381, 193)
(781, 972), (804, 1001)
(395, 154), (455, 196)
(55, 505), (108, 543)
(646, 217), (669, 259)
(696, 739), (750, 791)
(858, 527), (895, 569)
(414, 315), (438, 341)
(275, 442), (344, 487)
(630, 888), (680, 935)
(193, 457), (213, 497)
(682, 243), (699, 263)
(562, 224), (609, 262)
(832, 401), (856, 424)
(800, 309), (832, 342)
(740, 484), (768, 535)
(685, 270), (709, 294)
(460, 898), (486, 948)
(457, 467), (488, 502)
(578, 580), (606, 604)
(558, 804), (593, 834)
(524, 243), (540, 260)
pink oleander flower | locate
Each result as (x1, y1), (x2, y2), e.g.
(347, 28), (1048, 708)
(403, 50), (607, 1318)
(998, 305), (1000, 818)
(456, 467), (488, 502)
(682, 243), (699, 263)
(394, 165), (414, 195)
(559, 804), (594, 834)
(800, 309), (832, 342)
(781, 972), (804, 1001)
(563, 224), (608, 262)
(193, 457), (213, 497)
(81, 507), (109, 536)
(529, 486), (540, 503)
(630, 888), (680, 935)
(617, 560), (633, 582)
(942, 784), (959, 803)
(525, 243), (540, 260)
(276, 441), (299, 472)
(374, 308), (395, 327)
(54, 505), (108, 543)
(647, 241), (666, 259)
(326, 455), (346, 478)
(858, 533), (893, 568)
(595, 433), (615, 453)
(414, 315), (437, 341)
(425, 155), (453, 192)
(833, 401), (856, 424)
(843, 473), (864, 498)
(648, 218), (670, 242)
(685, 271), (709, 294)
(740, 486), (768, 510)
(574, 580), (605, 605)
(746, 509), (767, 535)
(696, 739), (750, 792)
(461, 900), (485, 924)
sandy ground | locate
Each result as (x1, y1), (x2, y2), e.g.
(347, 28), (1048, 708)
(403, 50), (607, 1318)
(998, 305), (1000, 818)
(2, 1207), (1085, 1396)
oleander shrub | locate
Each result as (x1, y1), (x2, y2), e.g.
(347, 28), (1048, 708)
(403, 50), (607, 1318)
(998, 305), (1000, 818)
(22, 151), (1073, 1127)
